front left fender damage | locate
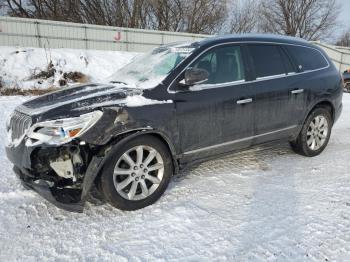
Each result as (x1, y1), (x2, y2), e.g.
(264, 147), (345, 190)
(7, 98), (178, 212)
(8, 128), (178, 213)
(9, 141), (99, 212)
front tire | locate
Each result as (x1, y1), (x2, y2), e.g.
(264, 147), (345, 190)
(290, 107), (333, 157)
(100, 135), (173, 211)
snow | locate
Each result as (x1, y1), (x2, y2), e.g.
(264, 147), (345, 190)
(0, 94), (350, 261)
(0, 44), (192, 91)
(87, 95), (173, 108)
(0, 46), (137, 89)
(125, 95), (172, 107)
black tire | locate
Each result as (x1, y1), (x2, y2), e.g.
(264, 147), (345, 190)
(100, 135), (173, 211)
(290, 107), (333, 157)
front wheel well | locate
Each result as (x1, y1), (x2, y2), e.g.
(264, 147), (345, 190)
(93, 131), (179, 190)
(112, 131), (178, 164)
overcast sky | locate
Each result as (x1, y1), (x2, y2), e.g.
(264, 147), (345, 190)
(338, 0), (350, 26)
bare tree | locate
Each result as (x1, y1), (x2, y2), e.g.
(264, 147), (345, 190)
(182, 0), (226, 34)
(258, 0), (341, 41)
(4, 0), (227, 34)
(148, 0), (227, 33)
(227, 0), (258, 33)
(5, 0), (83, 22)
(5, 0), (31, 17)
(148, 0), (183, 31)
(336, 29), (350, 47)
(0, 0), (7, 10)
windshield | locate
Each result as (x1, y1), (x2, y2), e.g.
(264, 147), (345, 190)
(109, 42), (197, 89)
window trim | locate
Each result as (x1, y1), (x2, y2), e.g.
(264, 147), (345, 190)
(168, 41), (330, 94)
(256, 73), (286, 81)
(189, 79), (246, 91)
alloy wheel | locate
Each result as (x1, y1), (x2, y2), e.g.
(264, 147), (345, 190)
(306, 115), (329, 151)
(113, 145), (164, 201)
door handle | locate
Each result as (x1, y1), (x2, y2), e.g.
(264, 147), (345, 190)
(291, 89), (304, 94)
(237, 98), (253, 104)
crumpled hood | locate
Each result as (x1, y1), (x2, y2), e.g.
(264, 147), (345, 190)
(16, 83), (142, 121)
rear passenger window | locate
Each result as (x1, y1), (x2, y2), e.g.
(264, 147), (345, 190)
(248, 45), (286, 78)
(192, 45), (245, 84)
(280, 48), (296, 74)
(286, 46), (328, 71)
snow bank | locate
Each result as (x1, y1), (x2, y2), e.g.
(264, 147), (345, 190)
(0, 46), (138, 89)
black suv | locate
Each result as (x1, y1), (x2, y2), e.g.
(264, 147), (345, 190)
(6, 34), (343, 212)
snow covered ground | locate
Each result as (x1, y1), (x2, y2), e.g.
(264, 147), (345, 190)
(0, 47), (137, 89)
(0, 94), (350, 261)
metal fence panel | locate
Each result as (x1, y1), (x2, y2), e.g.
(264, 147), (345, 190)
(1, 16), (350, 71)
(0, 16), (208, 52)
(312, 42), (350, 72)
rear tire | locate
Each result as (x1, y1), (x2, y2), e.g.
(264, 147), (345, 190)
(100, 135), (173, 211)
(290, 107), (333, 157)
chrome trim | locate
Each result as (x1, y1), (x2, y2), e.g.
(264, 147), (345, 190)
(168, 41), (330, 94)
(291, 89), (304, 94)
(189, 79), (246, 91)
(183, 125), (298, 155)
(256, 73), (286, 81)
(237, 98), (253, 104)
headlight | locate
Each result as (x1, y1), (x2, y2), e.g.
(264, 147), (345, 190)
(27, 111), (103, 145)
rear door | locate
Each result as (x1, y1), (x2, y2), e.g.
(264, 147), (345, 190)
(284, 45), (331, 124)
(173, 44), (256, 161)
(246, 44), (299, 141)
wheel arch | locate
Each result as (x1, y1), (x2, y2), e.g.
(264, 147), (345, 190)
(308, 100), (335, 121)
(104, 129), (180, 177)
(292, 99), (335, 142)
(81, 129), (179, 200)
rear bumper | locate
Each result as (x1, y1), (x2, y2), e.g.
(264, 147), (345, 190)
(13, 166), (84, 212)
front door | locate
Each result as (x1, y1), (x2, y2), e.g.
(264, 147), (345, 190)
(173, 44), (255, 162)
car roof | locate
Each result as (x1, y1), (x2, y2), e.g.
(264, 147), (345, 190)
(197, 33), (311, 47)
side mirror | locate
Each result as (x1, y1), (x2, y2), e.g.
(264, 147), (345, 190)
(183, 67), (209, 86)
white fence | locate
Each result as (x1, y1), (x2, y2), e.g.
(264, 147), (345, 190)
(0, 16), (349, 71)
(0, 16), (208, 52)
(311, 42), (350, 72)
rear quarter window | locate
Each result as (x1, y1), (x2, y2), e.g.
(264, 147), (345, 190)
(286, 45), (328, 71)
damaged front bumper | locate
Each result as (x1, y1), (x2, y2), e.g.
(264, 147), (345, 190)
(13, 166), (85, 212)
(6, 139), (106, 213)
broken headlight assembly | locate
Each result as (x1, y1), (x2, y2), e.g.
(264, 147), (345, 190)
(27, 111), (103, 145)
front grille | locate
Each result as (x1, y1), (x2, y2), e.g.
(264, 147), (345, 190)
(9, 111), (32, 141)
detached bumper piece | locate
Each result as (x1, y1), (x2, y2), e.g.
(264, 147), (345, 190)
(13, 166), (84, 213)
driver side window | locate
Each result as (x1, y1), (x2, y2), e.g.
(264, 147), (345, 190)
(192, 45), (245, 85)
